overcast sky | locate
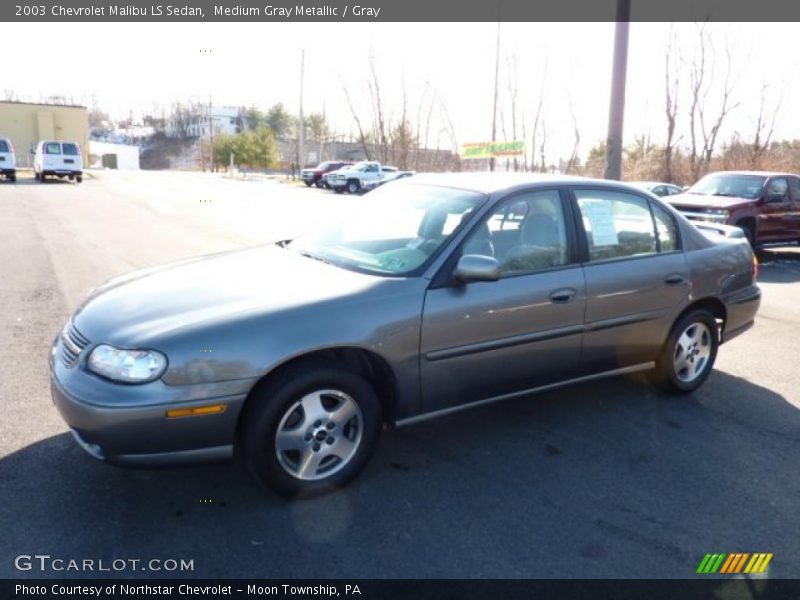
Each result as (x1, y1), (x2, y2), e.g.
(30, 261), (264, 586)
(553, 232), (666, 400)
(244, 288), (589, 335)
(6, 22), (799, 162)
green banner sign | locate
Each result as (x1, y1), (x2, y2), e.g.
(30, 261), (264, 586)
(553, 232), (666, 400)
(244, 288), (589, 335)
(461, 141), (525, 159)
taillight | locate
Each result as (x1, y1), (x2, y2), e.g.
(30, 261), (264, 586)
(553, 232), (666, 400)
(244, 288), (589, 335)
(752, 255), (759, 280)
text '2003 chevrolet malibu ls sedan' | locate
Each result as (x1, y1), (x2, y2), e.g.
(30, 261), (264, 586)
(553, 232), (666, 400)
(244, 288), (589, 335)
(51, 174), (761, 497)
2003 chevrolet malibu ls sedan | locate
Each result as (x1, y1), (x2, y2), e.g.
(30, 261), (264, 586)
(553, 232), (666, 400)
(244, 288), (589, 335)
(51, 174), (760, 496)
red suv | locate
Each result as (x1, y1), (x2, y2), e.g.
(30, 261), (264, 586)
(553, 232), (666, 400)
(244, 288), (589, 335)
(667, 171), (800, 246)
(300, 161), (353, 188)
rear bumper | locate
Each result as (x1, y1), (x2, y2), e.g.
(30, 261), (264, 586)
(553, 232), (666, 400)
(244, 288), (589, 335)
(0, 168), (15, 175)
(722, 285), (761, 344)
(42, 170), (82, 176)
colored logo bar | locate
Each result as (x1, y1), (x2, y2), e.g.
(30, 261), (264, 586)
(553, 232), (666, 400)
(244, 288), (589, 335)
(696, 553), (773, 574)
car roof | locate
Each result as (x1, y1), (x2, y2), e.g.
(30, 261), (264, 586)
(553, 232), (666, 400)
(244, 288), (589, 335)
(707, 170), (796, 178)
(401, 172), (648, 194)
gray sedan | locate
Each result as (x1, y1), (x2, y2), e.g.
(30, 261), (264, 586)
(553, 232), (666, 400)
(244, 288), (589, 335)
(50, 174), (760, 497)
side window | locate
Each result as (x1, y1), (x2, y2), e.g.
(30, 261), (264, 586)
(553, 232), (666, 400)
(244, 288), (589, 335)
(788, 177), (800, 201)
(652, 186), (666, 197)
(652, 203), (679, 252)
(45, 142), (61, 155)
(462, 190), (570, 275)
(575, 190), (657, 262)
(766, 178), (789, 200)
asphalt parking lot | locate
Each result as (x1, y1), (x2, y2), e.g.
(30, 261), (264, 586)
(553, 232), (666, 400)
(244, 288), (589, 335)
(1, 170), (798, 579)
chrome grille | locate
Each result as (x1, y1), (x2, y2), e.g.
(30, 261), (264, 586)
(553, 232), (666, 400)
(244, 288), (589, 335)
(59, 322), (90, 368)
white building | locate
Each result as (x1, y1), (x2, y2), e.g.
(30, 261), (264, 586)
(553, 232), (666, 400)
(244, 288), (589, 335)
(89, 141), (140, 170)
(165, 106), (241, 139)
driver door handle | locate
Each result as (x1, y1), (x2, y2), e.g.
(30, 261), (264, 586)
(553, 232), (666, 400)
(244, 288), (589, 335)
(664, 273), (686, 285)
(549, 288), (576, 304)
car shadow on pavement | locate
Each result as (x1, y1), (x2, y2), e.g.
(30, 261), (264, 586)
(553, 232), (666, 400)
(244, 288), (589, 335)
(0, 370), (798, 579)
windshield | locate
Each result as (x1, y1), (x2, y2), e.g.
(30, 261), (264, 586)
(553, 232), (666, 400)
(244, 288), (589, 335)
(688, 174), (766, 199)
(288, 183), (485, 276)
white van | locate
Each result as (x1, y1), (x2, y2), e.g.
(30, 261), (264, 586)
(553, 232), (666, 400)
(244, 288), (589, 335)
(0, 137), (16, 182)
(34, 140), (83, 183)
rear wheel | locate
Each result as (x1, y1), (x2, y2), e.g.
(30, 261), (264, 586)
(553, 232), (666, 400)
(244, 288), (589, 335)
(75, 175), (82, 184)
(240, 360), (382, 497)
(8, 174), (15, 183)
(651, 309), (718, 394)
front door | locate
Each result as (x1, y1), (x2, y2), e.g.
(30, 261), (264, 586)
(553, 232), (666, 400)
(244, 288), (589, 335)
(420, 188), (586, 415)
(759, 177), (794, 242)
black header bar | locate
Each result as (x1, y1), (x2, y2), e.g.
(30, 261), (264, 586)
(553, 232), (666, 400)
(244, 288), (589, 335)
(4, 0), (800, 22)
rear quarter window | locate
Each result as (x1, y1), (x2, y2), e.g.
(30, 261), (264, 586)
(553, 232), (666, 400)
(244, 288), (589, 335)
(62, 143), (79, 156)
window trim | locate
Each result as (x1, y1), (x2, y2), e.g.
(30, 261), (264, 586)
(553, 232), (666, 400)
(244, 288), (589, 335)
(568, 185), (682, 266)
(430, 186), (580, 288)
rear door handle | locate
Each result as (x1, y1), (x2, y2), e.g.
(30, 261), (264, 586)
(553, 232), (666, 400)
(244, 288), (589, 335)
(549, 288), (576, 304)
(664, 273), (686, 285)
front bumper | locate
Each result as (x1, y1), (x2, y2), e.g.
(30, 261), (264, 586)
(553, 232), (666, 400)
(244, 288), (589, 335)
(50, 338), (250, 467)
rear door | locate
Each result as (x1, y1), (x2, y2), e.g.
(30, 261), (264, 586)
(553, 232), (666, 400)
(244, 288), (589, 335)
(61, 142), (82, 171)
(785, 177), (800, 239)
(420, 188), (586, 414)
(571, 187), (689, 374)
(0, 139), (14, 170)
(42, 141), (63, 171)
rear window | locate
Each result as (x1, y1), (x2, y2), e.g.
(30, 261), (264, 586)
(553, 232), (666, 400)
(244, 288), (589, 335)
(44, 143), (62, 155)
(62, 143), (79, 156)
(0, 140), (10, 153)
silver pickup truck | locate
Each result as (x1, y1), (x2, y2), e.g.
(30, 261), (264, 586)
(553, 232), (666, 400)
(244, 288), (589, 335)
(328, 161), (400, 194)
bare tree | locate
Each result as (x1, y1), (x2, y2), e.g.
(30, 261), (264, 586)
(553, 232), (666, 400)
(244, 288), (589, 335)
(367, 53), (389, 163)
(686, 25), (742, 181)
(663, 26), (681, 182)
(564, 97), (580, 174)
(530, 61), (547, 172)
(339, 76), (371, 160)
(749, 82), (782, 169)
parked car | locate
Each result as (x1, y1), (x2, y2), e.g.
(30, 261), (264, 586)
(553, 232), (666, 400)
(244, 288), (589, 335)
(328, 161), (396, 194)
(50, 174), (760, 497)
(34, 140), (83, 183)
(666, 171), (800, 247)
(300, 161), (352, 188)
(362, 168), (415, 192)
(0, 137), (16, 182)
(628, 181), (683, 197)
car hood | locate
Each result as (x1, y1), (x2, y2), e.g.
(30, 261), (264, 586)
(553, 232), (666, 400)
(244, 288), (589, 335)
(73, 244), (386, 346)
(667, 193), (754, 209)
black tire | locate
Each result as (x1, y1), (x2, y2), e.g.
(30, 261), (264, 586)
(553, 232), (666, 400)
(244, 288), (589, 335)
(737, 221), (756, 248)
(8, 174), (15, 183)
(314, 179), (324, 188)
(347, 180), (361, 194)
(650, 309), (719, 394)
(76, 175), (82, 184)
(304, 180), (313, 187)
(240, 359), (382, 498)
(40, 172), (46, 182)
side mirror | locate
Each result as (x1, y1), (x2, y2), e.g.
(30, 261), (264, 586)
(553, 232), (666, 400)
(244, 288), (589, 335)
(453, 254), (501, 283)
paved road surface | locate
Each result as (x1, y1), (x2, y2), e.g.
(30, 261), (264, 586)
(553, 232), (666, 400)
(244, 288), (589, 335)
(1, 170), (798, 579)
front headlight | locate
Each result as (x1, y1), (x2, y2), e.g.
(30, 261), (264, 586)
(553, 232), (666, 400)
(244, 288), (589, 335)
(87, 344), (168, 383)
(705, 208), (729, 216)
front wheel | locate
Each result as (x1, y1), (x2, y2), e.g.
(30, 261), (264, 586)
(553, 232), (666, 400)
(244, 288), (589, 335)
(240, 360), (382, 497)
(650, 309), (719, 394)
(315, 179), (324, 188)
(346, 180), (361, 194)
(75, 175), (82, 183)
(304, 180), (313, 187)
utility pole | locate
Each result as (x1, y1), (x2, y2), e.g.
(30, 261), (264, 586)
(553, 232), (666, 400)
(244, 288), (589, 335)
(603, 0), (631, 181)
(208, 94), (214, 173)
(490, 22), (500, 172)
(298, 49), (305, 170)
